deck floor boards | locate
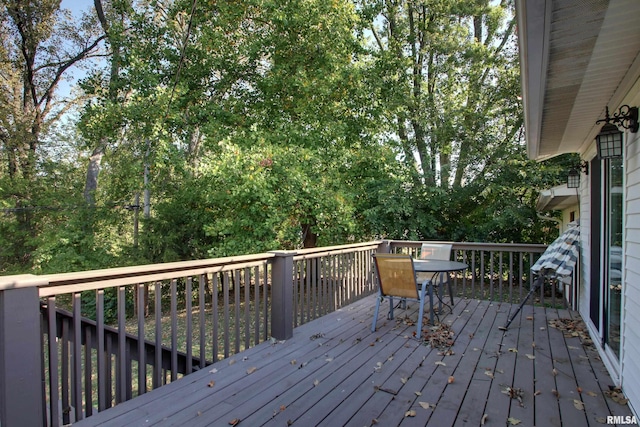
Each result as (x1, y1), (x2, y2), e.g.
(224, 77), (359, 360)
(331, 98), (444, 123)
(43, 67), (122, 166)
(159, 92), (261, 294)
(74, 295), (634, 427)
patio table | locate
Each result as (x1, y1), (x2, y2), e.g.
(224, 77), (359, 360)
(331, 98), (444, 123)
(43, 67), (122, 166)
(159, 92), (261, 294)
(413, 259), (468, 323)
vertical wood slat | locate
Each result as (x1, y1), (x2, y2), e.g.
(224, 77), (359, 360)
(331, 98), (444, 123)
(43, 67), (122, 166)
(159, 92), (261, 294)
(72, 293), (83, 421)
(223, 272), (230, 358)
(154, 283), (162, 389)
(170, 279), (178, 382)
(212, 274), (219, 362)
(244, 268), (251, 350)
(234, 270), (241, 354)
(47, 297), (61, 427)
(137, 284), (146, 396)
(186, 277), (193, 376)
(105, 334), (112, 408)
(61, 317), (70, 425)
(96, 290), (106, 412)
(84, 320), (93, 418)
(263, 264), (269, 341)
(117, 287), (127, 404)
(199, 275), (206, 369)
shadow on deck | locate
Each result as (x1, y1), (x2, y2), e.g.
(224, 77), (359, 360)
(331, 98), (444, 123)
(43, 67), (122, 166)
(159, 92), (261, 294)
(74, 295), (632, 427)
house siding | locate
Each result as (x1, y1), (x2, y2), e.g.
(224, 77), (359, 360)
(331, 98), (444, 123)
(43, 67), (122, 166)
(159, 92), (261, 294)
(624, 131), (640, 414)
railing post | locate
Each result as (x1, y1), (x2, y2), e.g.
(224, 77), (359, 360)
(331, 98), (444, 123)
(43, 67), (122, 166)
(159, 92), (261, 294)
(269, 251), (296, 340)
(0, 280), (45, 427)
(377, 240), (391, 254)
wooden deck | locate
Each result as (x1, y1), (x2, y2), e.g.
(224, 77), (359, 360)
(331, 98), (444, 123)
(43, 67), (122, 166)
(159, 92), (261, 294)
(74, 295), (633, 427)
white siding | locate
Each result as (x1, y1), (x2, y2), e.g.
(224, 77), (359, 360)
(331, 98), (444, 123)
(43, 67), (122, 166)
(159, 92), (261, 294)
(623, 130), (640, 414)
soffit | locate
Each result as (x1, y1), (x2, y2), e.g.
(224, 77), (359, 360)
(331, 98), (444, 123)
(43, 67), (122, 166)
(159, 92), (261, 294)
(517, 0), (640, 160)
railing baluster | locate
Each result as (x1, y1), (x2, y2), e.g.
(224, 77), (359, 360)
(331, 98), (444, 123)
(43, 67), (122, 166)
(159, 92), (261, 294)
(244, 268), (251, 350)
(199, 275), (206, 369)
(47, 297), (60, 427)
(170, 279), (178, 382)
(61, 317), (70, 425)
(185, 277), (193, 375)
(223, 272), (230, 358)
(84, 324), (93, 417)
(117, 286), (126, 404)
(153, 283), (162, 389)
(254, 266), (260, 345)
(72, 293), (83, 421)
(213, 273), (219, 362)
(137, 284), (146, 396)
(96, 289), (106, 412)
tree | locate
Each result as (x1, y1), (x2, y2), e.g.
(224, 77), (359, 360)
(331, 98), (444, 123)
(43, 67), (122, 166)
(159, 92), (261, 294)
(0, 0), (105, 269)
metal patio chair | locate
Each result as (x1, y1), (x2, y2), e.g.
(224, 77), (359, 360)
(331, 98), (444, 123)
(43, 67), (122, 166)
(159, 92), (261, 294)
(371, 253), (433, 337)
(418, 243), (454, 306)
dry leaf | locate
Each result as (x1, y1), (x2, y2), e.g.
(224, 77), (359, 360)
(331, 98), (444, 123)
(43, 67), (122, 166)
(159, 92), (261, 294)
(435, 361), (446, 366)
(229, 419), (240, 426)
(485, 371), (494, 379)
(534, 390), (541, 396)
(587, 391), (598, 397)
(209, 368), (218, 373)
(508, 417), (521, 425)
(313, 379), (320, 387)
(246, 367), (257, 374)
(228, 359), (236, 365)
(325, 358), (333, 362)
(415, 391), (422, 396)
(577, 387), (583, 393)
(418, 402), (434, 410)
(552, 368), (558, 376)
(531, 341), (536, 348)
(401, 377), (408, 384)
(508, 348), (518, 353)
(280, 405), (286, 412)
(405, 410), (417, 417)
(525, 354), (535, 360)
(552, 389), (560, 398)
(573, 399), (585, 411)
(526, 316), (534, 320)
(448, 376), (455, 384)
(207, 380), (215, 388)
(481, 414), (488, 425)
(290, 359), (297, 365)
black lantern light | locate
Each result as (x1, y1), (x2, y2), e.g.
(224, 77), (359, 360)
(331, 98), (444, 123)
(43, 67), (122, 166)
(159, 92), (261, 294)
(595, 105), (639, 159)
(567, 161), (588, 189)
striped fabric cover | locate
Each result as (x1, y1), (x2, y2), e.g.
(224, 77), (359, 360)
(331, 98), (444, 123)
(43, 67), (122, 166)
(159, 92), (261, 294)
(531, 222), (580, 284)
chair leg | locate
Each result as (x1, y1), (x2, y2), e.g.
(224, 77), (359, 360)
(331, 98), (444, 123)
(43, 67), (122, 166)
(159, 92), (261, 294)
(388, 296), (394, 320)
(447, 281), (454, 305)
(372, 296), (382, 332)
(428, 283), (435, 325)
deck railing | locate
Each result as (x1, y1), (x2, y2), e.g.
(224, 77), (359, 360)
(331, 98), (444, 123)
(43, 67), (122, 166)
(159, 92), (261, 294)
(0, 240), (551, 427)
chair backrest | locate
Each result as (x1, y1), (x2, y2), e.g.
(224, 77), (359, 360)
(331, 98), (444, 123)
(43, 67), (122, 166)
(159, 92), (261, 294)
(419, 243), (452, 261)
(373, 254), (418, 299)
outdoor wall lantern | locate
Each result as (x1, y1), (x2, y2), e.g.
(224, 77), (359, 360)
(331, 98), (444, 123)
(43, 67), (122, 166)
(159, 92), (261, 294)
(595, 105), (639, 159)
(567, 161), (588, 189)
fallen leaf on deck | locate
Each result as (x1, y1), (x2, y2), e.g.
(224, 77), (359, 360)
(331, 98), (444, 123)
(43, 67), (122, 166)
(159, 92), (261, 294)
(229, 419), (240, 426)
(508, 348), (518, 353)
(574, 399), (584, 410)
(587, 391), (598, 397)
(485, 371), (494, 379)
(401, 377), (408, 384)
(209, 368), (218, 374)
(313, 379), (320, 386)
(534, 390), (541, 396)
(405, 410), (416, 417)
(415, 391), (422, 396)
(228, 359), (236, 365)
(526, 316), (534, 320)
(525, 354), (535, 360)
(418, 402), (434, 410)
(325, 357), (333, 362)
(508, 417), (521, 425)
(246, 367), (257, 374)
(280, 405), (286, 412)
(207, 380), (215, 388)
(481, 414), (488, 425)
(448, 376), (455, 384)
(552, 368), (558, 376)
(577, 387), (582, 393)
(605, 386), (629, 405)
(552, 389), (560, 398)
(435, 361), (446, 366)
(290, 359), (297, 365)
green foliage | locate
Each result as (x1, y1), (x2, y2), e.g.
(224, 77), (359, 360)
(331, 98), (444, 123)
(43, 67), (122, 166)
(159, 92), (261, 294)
(1, 0), (577, 274)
